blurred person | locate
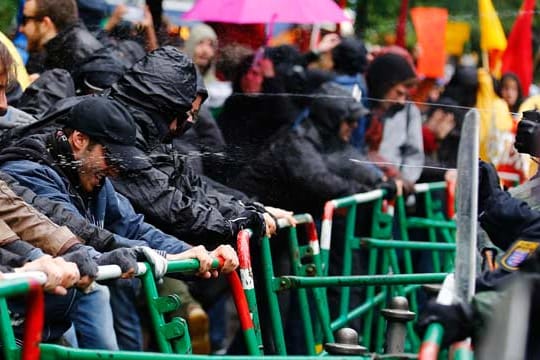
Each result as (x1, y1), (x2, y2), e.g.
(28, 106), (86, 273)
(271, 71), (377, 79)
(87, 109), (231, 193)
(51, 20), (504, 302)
(496, 72), (524, 115)
(184, 23), (231, 110)
(418, 97), (463, 183)
(229, 83), (394, 352)
(364, 52), (424, 192)
(329, 36), (369, 149)
(102, 3), (158, 55)
(217, 52), (296, 184)
(19, 0), (103, 73)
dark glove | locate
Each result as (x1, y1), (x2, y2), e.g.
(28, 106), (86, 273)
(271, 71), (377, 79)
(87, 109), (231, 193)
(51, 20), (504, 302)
(416, 299), (474, 348)
(95, 248), (138, 274)
(478, 160), (501, 212)
(515, 112), (540, 156)
(229, 210), (266, 238)
(62, 244), (99, 278)
(379, 179), (397, 200)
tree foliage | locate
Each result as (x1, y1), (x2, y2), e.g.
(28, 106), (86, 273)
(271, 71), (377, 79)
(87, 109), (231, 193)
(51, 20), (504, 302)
(0, 0), (18, 36)
(350, 0), (534, 52)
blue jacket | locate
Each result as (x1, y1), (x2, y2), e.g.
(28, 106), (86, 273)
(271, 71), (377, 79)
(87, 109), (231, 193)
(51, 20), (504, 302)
(0, 135), (191, 255)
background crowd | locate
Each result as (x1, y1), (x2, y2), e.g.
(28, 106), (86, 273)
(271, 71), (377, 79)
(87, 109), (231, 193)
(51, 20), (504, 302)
(0, 0), (539, 356)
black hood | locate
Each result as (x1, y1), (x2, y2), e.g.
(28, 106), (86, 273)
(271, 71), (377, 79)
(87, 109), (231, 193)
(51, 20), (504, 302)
(72, 47), (127, 94)
(365, 53), (416, 102)
(110, 46), (197, 124)
(16, 69), (76, 117)
(309, 82), (368, 138)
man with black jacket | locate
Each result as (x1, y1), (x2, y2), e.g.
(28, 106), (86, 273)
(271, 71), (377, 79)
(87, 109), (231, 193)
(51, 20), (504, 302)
(19, 0), (103, 73)
(0, 96), (238, 350)
(106, 46), (295, 246)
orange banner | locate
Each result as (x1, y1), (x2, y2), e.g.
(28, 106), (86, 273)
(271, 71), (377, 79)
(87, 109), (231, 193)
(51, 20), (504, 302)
(411, 7), (448, 78)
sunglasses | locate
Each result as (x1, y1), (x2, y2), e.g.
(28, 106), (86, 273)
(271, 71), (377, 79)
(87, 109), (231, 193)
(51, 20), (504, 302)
(22, 15), (44, 25)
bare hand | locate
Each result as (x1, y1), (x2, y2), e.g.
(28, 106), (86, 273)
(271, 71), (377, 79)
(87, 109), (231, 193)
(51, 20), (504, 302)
(139, 5), (154, 29)
(104, 4), (127, 31)
(167, 245), (214, 278)
(18, 256), (80, 295)
(265, 206), (297, 228)
(209, 245), (239, 274)
(317, 33), (341, 53)
(258, 58), (275, 78)
(262, 212), (277, 236)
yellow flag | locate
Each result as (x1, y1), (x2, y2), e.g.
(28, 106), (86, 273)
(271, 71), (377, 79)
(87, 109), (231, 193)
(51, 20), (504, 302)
(445, 21), (471, 56)
(478, 0), (507, 51)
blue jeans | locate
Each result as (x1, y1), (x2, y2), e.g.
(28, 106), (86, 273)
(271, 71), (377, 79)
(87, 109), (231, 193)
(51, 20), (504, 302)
(108, 278), (143, 350)
(71, 283), (119, 350)
(9, 288), (78, 342)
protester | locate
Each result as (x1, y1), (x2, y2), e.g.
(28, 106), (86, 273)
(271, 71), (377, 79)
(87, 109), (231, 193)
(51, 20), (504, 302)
(217, 52), (296, 184)
(0, 96), (239, 350)
(497, 72), (524, 115)
(19, 0), (103, 74)
(0, 39), (138, 350)
(418, 97), (462, 183)
(107, 46), (292, 246)
(329, 36), (369, 149)
(230, 82), (392, 220)
(364, 52), (424, 192)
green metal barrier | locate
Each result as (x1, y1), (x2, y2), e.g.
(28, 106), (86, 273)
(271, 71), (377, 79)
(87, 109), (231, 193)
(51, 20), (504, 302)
(397, 181), (456, 274)
(312, 183), (456, 353)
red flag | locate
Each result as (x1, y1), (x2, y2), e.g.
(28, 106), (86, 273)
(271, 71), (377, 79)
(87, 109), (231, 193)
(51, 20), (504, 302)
(501, 0), (535, 97)
(395, 0), (409, 48)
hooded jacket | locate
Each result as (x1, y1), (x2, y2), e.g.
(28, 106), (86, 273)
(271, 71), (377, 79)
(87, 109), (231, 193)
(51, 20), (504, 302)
(230, 83), (381, 217)
(110, 46), (197, 139)
(108, 47), (263, 245)
(44, 22), (103, 73)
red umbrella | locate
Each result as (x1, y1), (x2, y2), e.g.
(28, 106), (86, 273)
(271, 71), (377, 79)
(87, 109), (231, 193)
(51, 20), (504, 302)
(182, 0), (349, 24)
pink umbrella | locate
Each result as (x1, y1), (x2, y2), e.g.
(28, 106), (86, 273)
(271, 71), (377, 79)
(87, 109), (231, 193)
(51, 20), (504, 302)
(182, 0), (349, 24)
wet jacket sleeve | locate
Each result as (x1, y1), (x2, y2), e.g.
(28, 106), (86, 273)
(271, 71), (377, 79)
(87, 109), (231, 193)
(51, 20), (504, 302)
(102, 181), (192, 254)
(112, 166), (234, 244)
(479, 190), (540, 251)
(285, 136), (374, 202)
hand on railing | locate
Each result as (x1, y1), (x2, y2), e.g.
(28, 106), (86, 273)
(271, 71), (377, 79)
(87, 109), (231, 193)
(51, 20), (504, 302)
(11, 256), (79, 295)
(167, 245), (238, 278)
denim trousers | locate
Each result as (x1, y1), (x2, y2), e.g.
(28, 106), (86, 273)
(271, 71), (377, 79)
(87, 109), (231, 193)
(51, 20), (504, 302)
(9, 288), (78, 342)
(108, 278), (143, 350)
(71, 283), (119, 350)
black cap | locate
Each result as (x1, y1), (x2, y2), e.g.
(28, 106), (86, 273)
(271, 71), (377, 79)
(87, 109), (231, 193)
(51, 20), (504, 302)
(62, 97), (149, 171)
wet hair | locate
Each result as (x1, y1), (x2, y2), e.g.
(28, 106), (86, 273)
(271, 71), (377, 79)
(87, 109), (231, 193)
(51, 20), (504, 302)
(0, 42), (15, 85)
(35, 0), (78, 32)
